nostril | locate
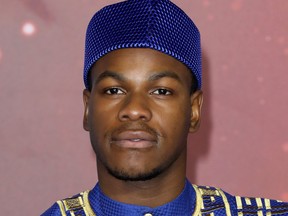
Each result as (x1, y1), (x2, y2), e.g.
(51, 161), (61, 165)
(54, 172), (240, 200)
(120, 114), (130, 120)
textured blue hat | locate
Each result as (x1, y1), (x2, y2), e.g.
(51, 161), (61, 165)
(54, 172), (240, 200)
(84, 0), (202, 89)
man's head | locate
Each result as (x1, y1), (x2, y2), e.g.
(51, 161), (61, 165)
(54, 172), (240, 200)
(82, 0), (203, 182)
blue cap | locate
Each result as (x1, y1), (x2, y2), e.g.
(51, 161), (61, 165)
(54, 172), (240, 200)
(84, 0), (202, 89)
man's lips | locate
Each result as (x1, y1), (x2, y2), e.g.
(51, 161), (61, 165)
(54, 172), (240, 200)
(111, 130), (157, 149)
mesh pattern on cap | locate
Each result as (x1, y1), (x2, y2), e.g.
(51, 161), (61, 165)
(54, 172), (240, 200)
(84, 0), (201, 89)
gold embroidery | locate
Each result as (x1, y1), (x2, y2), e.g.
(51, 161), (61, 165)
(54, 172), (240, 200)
(256, 198), (263, 208)
(257, 210), (263, 216)
(264, 198), (271, 210)
(56, 190), (96, 216)
(192, 185), (202, 216)
(217, 188), (232, 216)
(199, 188), (219, 196)
(236, 196), (242, 209)
(83, 190), (96, 216)
(56, 200), (67, 216)
(245, 197), (251, 205)
(63, 197), (83, 211)
(192, 185), (232, 216)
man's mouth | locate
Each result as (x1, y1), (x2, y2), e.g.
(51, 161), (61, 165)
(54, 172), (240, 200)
(111, 130), (157, 149)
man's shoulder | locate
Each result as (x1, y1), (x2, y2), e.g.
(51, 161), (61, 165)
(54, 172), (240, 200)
(193, 184), (288, 216)
(41, 190), (94, 216)
(41, 202), (62, 216)
(41, 184), (288, 216)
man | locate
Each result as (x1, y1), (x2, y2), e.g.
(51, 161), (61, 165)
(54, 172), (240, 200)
(42, 0), (288, 215)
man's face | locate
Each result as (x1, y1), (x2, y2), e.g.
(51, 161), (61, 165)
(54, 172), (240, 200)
(83, 48), (202, 181)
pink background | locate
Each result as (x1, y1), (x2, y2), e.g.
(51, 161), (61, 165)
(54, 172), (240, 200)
(1, 0), (288, 215)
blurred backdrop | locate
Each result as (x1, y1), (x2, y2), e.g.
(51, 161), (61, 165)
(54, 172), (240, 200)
(1, 0), (288, 215)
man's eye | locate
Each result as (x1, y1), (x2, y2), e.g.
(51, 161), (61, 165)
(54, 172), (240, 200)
(104, 88), (125, 95)
(152, 89), (172, 95)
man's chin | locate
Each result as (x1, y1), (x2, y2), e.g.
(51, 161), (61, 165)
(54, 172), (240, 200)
(107, 167), (162, 182)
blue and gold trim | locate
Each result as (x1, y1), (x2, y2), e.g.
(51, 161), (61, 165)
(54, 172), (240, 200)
(193, 185), (232, 216)
(56, 191), (95, 216)
(44, 184), (288, 216)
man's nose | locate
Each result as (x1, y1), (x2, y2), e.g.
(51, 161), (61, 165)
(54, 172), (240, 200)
(118, 93), (152, 122)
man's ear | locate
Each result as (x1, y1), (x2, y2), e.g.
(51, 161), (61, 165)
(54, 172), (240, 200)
(189, 90), (203, 133)
(83, 89), (91, 131)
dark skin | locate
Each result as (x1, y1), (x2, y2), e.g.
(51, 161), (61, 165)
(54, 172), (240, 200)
(83, 48), (203, 207)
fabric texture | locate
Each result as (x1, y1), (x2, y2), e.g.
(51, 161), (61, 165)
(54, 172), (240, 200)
(87, 180), (196, 216)
(41, 180), (288, 216)
(83, 0), (201, 90)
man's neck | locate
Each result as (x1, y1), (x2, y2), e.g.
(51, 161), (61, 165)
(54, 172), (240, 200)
(97, 158), (186, 207)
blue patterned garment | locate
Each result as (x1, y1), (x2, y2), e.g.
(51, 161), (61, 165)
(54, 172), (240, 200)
(42, 180), (288, 216)
(42, 180), (196, 216)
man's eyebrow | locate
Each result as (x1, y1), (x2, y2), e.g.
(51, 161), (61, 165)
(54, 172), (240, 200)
(94, 71), (126, 84)
(148, 71), (182, 82)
